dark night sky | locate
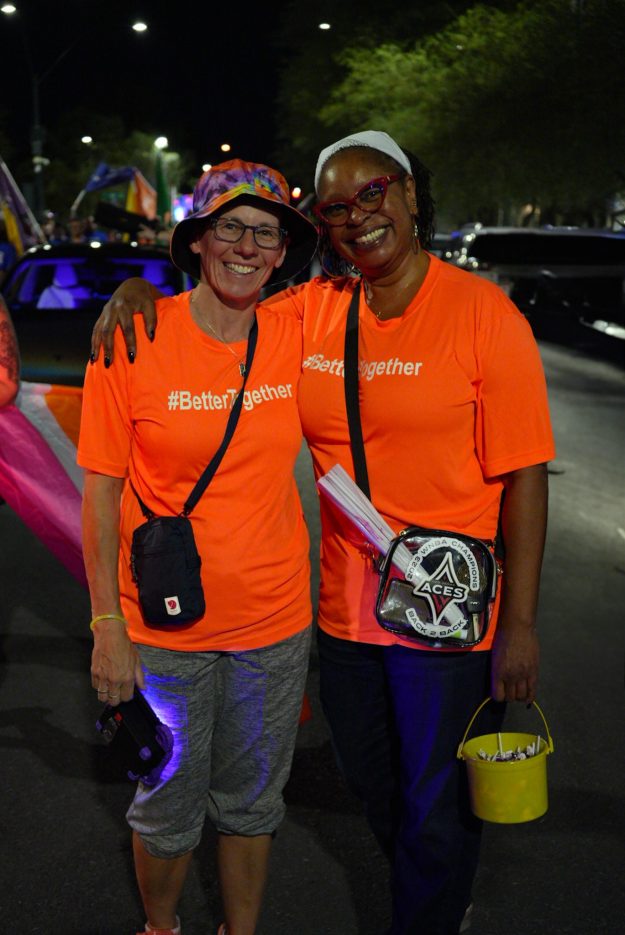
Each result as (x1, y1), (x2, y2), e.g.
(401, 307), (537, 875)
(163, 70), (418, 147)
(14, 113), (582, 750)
(3, 0), (291, 174)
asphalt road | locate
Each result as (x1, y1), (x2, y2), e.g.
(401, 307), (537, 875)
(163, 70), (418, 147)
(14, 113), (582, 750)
(1, 335), (624, 935)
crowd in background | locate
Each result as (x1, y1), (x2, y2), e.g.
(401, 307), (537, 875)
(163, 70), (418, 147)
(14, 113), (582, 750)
(40, 212), (174, 249)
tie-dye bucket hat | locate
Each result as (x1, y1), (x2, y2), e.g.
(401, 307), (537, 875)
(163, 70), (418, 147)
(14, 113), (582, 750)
(170, 159), (317, 280)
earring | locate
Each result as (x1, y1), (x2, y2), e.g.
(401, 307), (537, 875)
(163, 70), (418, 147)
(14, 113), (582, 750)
(411, 212), (420, 254)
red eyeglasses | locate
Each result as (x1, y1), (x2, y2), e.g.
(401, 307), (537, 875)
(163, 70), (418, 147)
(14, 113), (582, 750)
(313, 174), (402, 226)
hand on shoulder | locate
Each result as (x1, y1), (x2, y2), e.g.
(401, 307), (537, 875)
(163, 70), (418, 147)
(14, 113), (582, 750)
(91, 278), (162, 365)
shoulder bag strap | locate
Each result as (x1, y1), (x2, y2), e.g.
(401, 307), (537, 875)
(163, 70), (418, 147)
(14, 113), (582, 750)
(343, 283), (506, 558)
(132, 314), (259, 520)
(183, 314), (258, 515)
(343, 283), (371, 499)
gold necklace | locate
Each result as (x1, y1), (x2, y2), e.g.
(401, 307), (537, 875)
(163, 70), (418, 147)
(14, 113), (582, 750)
(190, 290), (247, 377)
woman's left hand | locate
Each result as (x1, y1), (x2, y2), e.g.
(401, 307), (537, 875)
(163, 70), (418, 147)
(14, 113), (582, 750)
(490, 463), (547, 704)
(490, 623), (539, 703)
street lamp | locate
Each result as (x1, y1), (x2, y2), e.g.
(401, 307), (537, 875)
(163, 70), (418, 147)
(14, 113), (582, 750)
(153, 137), (170, 218)
(220, 143), (231, 153)
(132, 21), (148, 33)
(81, 135), (93, 145)
(2, 6), (147, 216)
(319, 22), (331, 30)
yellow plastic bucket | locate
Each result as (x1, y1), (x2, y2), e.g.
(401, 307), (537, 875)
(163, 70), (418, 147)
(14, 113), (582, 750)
(457, 698), (554, 824)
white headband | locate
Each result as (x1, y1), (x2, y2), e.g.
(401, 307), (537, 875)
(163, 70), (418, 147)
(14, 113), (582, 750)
(314, 130), (411, 193)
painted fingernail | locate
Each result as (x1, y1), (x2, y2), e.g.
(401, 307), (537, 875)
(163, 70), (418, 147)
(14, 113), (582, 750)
(104, 356), (111, 369)
(128, 350), (135, 363)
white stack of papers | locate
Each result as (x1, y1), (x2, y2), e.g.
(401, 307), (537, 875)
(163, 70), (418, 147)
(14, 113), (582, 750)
(317, 464), (464, 629)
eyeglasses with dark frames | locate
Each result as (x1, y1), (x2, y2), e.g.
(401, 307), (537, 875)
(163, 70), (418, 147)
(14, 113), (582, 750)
(208, 217), (287, 249)
(313, 174), (402, 226)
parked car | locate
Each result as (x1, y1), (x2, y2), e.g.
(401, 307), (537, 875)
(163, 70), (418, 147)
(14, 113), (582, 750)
(429, 232), (453, 259)
(445, 226), (625, 342)
(2, 242), (189, 385)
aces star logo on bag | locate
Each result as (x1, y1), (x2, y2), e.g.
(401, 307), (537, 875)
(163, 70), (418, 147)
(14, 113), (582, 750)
(405, 538), (479, 638)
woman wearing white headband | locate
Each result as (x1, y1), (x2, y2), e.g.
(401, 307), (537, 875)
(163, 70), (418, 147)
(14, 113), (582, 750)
(92, 131), (555, 935)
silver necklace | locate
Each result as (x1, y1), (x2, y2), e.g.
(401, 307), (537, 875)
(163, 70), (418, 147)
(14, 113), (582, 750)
(190, 290), (247, 377)
(363, 281), (384, 320)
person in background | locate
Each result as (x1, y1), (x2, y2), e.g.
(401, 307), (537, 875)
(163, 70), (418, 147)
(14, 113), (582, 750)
(91, 131), (554, 935)
(0, 220), (17, 285)
(67, 216), (87, 244)
(41, 211), (67, 245)
(84, 215), (108, 243)
(79, 160), (317, 935)
(0, 296), (19, 407)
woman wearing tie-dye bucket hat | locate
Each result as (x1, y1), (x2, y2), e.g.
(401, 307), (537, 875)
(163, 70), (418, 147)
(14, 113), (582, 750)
(78, 160), (318, 935)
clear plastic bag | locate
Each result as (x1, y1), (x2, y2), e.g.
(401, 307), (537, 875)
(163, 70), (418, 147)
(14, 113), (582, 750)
(376, 526), (499, 648)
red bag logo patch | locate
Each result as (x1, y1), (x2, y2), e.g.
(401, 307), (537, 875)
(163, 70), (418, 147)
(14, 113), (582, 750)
(165, 596), (182, 615)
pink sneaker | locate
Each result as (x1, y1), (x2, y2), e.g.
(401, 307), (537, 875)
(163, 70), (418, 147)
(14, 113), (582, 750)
(136, 917), (181, 935)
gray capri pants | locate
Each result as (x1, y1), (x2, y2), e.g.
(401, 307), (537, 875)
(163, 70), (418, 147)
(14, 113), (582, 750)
(127, 625), (311, 859)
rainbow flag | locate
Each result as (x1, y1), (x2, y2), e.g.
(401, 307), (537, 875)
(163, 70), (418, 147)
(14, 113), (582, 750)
(125, 170), (157, 220)
(0, 382), (86, 586)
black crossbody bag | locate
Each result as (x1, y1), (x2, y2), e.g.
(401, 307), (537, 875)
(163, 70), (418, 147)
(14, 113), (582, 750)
(129, 316), (258, 628)
(343, 284), (499, 649)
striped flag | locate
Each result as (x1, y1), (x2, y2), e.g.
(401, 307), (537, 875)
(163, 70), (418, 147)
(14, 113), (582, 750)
(0, 382), (314, 722)
(125, 170), (157, 220)
(0, 382), (86, 586)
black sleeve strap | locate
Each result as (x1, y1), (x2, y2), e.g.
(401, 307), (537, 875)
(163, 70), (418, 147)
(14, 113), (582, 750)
(343, 283), (371, 499)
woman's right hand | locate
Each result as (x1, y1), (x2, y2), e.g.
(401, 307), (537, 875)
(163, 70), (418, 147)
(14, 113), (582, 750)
(90, 277), (159, 365)
(91, 618), (145, 706)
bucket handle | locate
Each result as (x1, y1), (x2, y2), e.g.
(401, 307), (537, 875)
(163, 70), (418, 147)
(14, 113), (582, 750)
(456, 697), (554, 760)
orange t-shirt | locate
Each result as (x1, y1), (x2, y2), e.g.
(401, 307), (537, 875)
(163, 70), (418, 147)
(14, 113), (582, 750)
(268, 255), (556, 649)
(78, 292), (311, 652)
